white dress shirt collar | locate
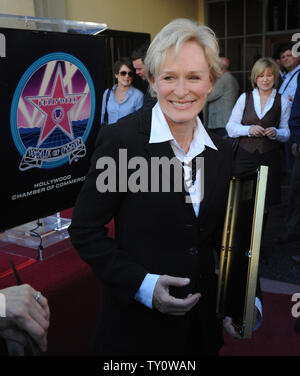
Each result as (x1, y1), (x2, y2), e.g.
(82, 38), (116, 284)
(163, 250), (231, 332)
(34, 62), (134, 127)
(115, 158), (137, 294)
(149, 102), (218, 157)
(253, 88), (277, 118)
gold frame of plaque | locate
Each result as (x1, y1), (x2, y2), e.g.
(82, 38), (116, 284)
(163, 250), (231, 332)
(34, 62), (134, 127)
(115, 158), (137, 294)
(216, 165), (268, 338)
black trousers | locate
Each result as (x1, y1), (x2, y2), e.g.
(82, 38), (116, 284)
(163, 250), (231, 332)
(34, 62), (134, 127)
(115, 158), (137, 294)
(286, 157), (300, 235)
(233, 147), (281, 207)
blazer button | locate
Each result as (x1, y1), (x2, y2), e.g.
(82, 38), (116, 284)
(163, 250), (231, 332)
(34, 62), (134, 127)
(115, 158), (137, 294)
(188, 246), (198, 256)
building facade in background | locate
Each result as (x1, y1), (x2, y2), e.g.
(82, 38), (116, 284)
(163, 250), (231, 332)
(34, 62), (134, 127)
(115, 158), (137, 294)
(205, 0), (300, 92)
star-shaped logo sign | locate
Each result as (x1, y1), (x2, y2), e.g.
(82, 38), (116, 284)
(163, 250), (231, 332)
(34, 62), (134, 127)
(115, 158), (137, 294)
(27, 64), (85, 146)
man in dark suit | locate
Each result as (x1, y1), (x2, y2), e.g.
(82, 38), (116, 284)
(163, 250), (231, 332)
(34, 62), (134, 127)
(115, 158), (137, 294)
(131, 43), (157, 109)
(282, 77), (300, 249)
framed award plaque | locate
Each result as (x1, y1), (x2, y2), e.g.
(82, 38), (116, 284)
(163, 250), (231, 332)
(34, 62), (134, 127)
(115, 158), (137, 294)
(216, 165), (268, 338)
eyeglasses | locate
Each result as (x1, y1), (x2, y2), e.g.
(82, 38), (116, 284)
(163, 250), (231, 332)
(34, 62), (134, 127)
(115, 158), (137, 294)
(119, 71), (133, 77)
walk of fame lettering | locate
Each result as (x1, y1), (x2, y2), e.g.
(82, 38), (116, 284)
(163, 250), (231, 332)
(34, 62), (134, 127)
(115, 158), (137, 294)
(17, 63), (88, 170)
(27, 64), (85, 146)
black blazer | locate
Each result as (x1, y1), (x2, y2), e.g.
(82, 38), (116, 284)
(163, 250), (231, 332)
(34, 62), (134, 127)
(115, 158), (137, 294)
(69, 107), (233, 356)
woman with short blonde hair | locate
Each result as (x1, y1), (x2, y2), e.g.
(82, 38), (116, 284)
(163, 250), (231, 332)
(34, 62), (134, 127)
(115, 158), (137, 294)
(226, 57), (290, 208)
(70, 18), (239, 357)
(145, 18), (222, 96)
(250, 57), (280, 89)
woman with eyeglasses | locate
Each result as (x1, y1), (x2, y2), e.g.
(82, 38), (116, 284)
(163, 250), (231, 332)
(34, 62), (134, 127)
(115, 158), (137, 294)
(101, 57), (144, 125)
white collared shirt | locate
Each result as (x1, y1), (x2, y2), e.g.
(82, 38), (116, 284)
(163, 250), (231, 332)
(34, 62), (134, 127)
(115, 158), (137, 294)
(150, 102), (217, 216)
(135, 103), (217, 308)
(226, 88), (290, 142)
(101, 85), (144, 124)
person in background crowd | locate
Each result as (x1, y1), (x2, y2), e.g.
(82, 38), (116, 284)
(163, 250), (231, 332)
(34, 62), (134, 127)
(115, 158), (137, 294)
(277, 75), (300, 246)
(101, 57), (143, 125)
(278, 43), (300, 173)
(131, 43), (157, 109)
(204, 56), (239, 137)
(226, 57), (290, 261)
(273, 48), (287, 88)
(131, 43), (148, 81)
(279, 43), (300, 103)
(295, 318), (300, 333)
(0, 284), (50, 355)
(69, 18), (261, 357)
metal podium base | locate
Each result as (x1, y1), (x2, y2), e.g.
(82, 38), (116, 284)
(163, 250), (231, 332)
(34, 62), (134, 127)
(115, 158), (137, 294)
(0, 214), (72, 260)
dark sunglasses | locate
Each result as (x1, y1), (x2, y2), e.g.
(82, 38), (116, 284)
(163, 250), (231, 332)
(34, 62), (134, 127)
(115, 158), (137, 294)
(119, 70), (133, 77)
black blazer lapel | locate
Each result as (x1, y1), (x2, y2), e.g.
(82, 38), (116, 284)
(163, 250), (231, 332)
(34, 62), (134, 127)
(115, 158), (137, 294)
(137, 108), (175, 160)
(145, 140), (200, 221)
(144, 141), (175, 160)
(138, 108), (217, 222)
(198, 146), (220, 220)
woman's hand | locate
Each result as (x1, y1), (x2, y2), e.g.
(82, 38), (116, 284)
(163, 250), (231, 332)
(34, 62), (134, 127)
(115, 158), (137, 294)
(291, 143), (300, 158)
(223, 316), (243, 339)
(264, 127), (277, 138)
(152, 275), (201, 316)
(223, 307), (259, 339)
(249, 125), (265, 137)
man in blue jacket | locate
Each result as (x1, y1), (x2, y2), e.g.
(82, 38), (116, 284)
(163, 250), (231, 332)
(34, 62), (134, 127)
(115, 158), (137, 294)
(283, 78), (300, 258)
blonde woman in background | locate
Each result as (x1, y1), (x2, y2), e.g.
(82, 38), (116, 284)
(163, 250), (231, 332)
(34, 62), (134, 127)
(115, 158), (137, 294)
(226, 57), (290, 207)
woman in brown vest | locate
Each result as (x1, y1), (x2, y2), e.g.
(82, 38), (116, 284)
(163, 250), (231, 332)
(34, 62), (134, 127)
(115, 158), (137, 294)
(226, 57), (290, 207)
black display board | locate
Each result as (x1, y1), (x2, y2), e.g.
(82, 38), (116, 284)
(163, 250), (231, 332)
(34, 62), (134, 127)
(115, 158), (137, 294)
(0, 27), (106, 230)
(217, 167), (268, 338)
